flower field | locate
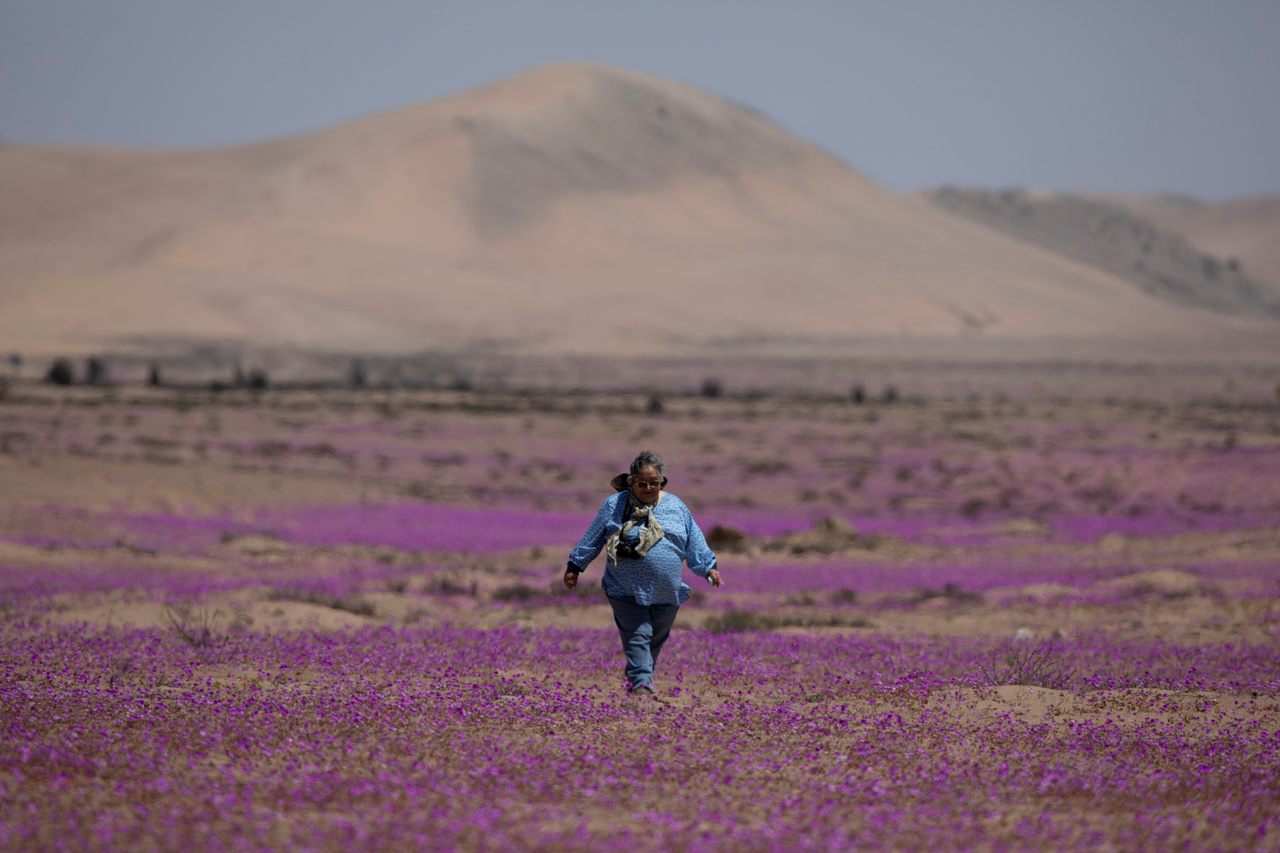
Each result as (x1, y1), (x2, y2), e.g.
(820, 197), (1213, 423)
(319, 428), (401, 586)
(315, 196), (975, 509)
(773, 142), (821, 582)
(4, 621), (1280, 851)
(2, 383), (1279, 850)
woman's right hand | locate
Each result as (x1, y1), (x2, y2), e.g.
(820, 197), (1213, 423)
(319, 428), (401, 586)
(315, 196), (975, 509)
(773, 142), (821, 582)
(563, 570), (579, 590)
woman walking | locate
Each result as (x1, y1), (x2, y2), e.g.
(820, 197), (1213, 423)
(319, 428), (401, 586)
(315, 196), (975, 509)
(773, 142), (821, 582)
(564, 451), (722, 698)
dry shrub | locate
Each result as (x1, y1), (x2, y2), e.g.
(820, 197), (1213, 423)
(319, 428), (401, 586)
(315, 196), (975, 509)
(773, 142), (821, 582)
(162, 605), (222, 648)
(979, 637), (1076, 689)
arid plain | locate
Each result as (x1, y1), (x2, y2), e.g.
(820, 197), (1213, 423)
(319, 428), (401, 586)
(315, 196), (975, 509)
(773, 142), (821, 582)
(2, 372), (1278, 850)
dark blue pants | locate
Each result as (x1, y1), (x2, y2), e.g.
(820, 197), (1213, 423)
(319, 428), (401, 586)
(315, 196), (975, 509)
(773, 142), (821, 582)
(607, 595), (679, 690)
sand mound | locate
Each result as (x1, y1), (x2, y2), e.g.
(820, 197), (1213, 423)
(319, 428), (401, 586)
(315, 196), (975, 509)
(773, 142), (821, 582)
(1002, 583), (1081, 603)
(1099, 569), (1202, 597)
(217, 533), (296, 560)
(999, 518), (1054, 538)
(764, 516), (894, 555)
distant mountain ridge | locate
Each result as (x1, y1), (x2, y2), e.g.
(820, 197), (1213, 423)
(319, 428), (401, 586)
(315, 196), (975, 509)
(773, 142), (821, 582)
(2, 61), (1277, 363)
(921, 187), (1280, 319)
(1100, 192), (1280, 296)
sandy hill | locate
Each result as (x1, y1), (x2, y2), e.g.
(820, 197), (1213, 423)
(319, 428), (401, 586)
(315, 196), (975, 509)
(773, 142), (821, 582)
(2, 61), (1277, 362)
(920, 187), (1280, 319)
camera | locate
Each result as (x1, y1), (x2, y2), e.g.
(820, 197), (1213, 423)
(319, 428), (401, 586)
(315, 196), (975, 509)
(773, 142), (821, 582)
(615, 541), (641, 560)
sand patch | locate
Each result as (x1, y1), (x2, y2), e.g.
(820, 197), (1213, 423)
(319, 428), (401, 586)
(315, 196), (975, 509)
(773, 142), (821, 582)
(946, 686), (1278, 732)
(215, 533), (298, 561)
(987, 582), (1081, 603)
(999, 518), (1054, 538)
(1098, 569), (1203, 597)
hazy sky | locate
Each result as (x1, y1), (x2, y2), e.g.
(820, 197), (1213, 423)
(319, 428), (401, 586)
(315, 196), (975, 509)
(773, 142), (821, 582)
(2, 1), (1277, 201)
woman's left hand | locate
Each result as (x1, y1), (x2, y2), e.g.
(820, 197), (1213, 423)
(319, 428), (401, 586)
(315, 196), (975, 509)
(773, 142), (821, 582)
(707, 569), (722, 588)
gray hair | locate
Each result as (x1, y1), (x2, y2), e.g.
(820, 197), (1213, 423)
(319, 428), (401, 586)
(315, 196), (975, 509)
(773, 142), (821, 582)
(630, 450), (666, 477)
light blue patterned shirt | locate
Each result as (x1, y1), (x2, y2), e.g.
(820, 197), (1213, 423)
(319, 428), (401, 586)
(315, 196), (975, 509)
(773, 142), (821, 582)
(568, 492), (718, 605)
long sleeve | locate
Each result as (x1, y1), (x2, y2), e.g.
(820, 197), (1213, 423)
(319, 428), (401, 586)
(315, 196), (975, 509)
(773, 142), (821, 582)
(682, 506), (718, 578)
(567, 495), (617, 572)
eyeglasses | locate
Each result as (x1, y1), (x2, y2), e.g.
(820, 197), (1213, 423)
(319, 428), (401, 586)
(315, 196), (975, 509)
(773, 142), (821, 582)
(631, 479), (663, 489)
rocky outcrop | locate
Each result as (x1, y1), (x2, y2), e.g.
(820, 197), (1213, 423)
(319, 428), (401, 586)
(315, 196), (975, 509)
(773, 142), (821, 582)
(923, 187), (1280, 319)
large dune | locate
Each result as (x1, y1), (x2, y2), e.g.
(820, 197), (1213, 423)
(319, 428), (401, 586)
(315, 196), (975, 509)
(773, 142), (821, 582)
(2, 61), (1276, 360)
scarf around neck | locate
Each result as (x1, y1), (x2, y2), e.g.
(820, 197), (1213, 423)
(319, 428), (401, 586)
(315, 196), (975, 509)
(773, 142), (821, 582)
(605, 492), (665, 563)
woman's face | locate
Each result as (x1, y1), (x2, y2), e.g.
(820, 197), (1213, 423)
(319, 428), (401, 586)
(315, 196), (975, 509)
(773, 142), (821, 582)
(629, 465), (664, 504)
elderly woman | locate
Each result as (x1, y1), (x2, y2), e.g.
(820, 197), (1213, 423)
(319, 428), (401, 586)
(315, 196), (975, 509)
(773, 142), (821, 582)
(564, 450), (722, 698)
